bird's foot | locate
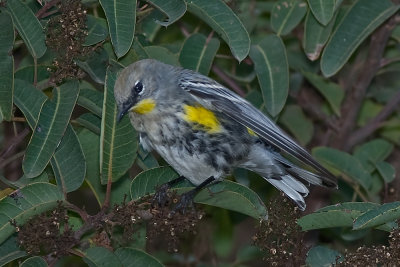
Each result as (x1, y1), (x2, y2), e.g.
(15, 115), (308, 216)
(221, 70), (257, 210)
(171, 190), (196, 215)
(152, 183), (171, 207)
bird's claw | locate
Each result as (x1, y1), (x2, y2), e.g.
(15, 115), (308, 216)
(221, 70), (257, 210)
(170, 191), (196, 215)
(152, 183), (170, 207)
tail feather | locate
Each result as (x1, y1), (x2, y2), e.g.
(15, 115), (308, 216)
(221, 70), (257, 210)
(286, 167), (325, 186)
(266, 176), (307, 211)
(240, 144), (336, 211)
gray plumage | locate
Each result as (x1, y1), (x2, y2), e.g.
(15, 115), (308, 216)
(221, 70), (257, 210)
(114, 59), (337, 211)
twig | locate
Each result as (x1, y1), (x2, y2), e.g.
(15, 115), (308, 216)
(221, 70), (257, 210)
(0, 151), (25, 169)
(177, 21), (191, 37)
(35, 0), (61, 19)
(102, 178), (112, 211)
(64, 201), (89, 222)
(331, 15), (397, 151)
(296, 87), (339, 133)
(379, 56), (400, 68)
(212, 65), (246, 97)
(340, 174), (370, 202)
(0, 128), (29, 163)
(205, 31), (214, 45)
(347, 89), (400, 148)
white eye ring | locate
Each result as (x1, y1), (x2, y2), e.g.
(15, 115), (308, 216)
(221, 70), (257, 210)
(134, 80), (144, 95)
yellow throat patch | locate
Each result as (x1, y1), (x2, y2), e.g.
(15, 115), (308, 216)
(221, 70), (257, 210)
(131, 98), (156, 114)
(183, 105), (221, 133)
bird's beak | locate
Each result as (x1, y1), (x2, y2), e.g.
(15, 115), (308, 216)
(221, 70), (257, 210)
(117, 106), (129, 122)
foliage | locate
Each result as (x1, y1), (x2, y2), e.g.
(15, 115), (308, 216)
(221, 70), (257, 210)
(0, 0), (399, 265)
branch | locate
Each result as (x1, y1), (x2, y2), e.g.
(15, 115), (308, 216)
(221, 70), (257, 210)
(330, 15), (397, 150)
(347, 89), (400, 148)
(296, 87), (339, 133)
(35, 0), (61, 19)
(211, 65), (246, 97)
(0, 127), (29, 164)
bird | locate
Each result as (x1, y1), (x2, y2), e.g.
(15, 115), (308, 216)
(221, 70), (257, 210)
(114, 59), (337, 212)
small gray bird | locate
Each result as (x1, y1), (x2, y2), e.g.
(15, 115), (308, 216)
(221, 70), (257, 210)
(114, 59), (337, 211)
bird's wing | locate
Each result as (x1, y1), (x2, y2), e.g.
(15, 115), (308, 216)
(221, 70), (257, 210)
(178, 70), (337, 186)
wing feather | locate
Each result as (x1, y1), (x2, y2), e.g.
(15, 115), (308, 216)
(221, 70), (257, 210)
(178, 70), (337, 187)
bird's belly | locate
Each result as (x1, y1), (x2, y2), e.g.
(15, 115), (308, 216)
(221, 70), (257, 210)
(135, 112), (251, 185)
(155, 144), (225, 185)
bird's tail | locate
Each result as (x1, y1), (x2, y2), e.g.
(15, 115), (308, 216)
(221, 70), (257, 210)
(240, 145), (335, 211)
(264, 174), (308, 211)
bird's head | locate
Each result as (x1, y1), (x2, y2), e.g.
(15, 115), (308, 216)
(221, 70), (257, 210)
(114, 59), (176, 121)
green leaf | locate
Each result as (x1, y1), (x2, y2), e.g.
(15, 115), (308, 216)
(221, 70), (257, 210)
(280, 105), (313, 146)
(50, 125), (86, 193)
(298, 202), (379, 231)
(353, 202), (400, 230)
(15, 65), (50, 84)
(7, 0), (47, 58)
(146, 0), (187, 26)
(353, 139), (393, 172)
(83, 247), (122, 267)
(99, 0), (136, 58)
(302, 71), (344, 116)
(376, 161), (395, 183)
(306, 246), (343, 266)
(0, 235), (27, 266)
(301, 202), (396, 232)
(313, 147), (372, 190)
(130, 166), (180, 200)
(318, 202), (379, 212)
(77, 87), (104, 117)
(76, 113), (101, 135)
(20, 256), (48, 267)
(137, 10), (162, 42)
(0, 172), (49, 189)
(75, 47), (109, 84)
(190, 181), (267, 220)
(14, 79), (84, 192)
(144, 46), (179, 66)
(0, 12), (14, 122)
(84, 15), (108, 46)
(179, 33), (220, 75)
(136, 146), (159, 170)
(100, 66), (137, 184)
(321, 0), (399, 77)
(270, 0), (307, 36)
(357, 100), (382, 127)
(114, 247), (164, 267)
(307, 0), (336, 25)
(249, 35), (289, 116)
(303, 10), (336, 61)
(130, 167), (268, 220)
(186, 0), (250, 62)
(0, 183), (64, 244)
(23, 80), (80, 178)
(120, 39), (150, 67)
(13, 79), (47, 128)
(78, 129), (102, 206)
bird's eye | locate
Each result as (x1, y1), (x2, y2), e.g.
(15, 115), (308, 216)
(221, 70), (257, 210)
(134, 81), (144, 95)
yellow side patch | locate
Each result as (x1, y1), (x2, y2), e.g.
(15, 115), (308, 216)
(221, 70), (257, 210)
(131, 98), (156, 114)
(183, 105), (221, 133)
(247, 127), (257, 136)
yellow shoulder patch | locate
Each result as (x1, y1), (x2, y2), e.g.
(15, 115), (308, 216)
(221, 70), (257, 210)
(131, 98), (156, 114)
(183, 105), (221, 133)
(247, 127), (257, 136)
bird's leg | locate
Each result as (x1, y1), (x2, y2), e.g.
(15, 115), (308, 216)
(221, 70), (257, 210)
(173, 176), (216, 214)
(152, 175), (186, 207)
